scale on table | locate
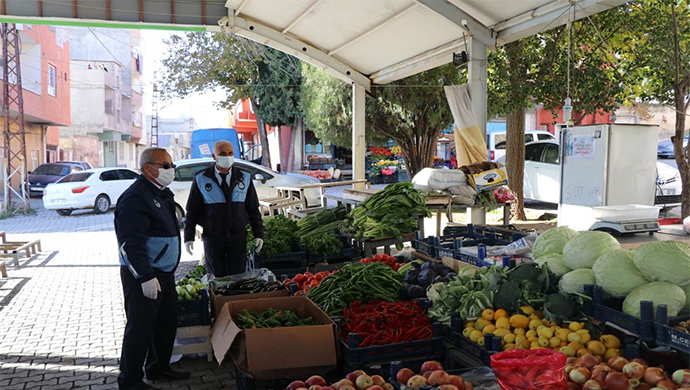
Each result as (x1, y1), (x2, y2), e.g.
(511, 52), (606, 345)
(589, 205), (661, 235)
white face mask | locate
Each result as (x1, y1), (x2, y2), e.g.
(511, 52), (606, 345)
(216, 156), (234, 169)
(155, 167), (175, 187)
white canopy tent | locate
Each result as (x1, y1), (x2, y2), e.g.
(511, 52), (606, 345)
(0, 0), (627, 218)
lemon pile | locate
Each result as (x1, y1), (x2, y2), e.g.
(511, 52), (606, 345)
(461, 307), (623, 359)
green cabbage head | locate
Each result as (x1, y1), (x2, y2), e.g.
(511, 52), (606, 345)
(562, 231), (620, 269)
(559, 269), (596, 295)
(592, 249), (648, 298)
(633, 241), (690, 286)
(533, 227), (580, 258)
(623, 282), (686, 319)
(535, 254), (572, 278)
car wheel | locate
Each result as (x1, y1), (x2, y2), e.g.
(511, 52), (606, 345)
(94, 194), (111, 214)
(56, 209), (72, 216)
(175, 204), (185, 227)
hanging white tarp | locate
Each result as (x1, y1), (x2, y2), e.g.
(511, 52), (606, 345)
(444, 85), (488, 166)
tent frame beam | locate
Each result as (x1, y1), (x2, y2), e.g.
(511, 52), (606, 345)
(219, 12), (371, 90)
(414, 0), (495, 49)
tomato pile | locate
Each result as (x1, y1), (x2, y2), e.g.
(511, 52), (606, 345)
(360, 254), (402, 271)
(284, 271), (336, 296)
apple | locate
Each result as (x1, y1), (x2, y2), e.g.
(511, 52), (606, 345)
(421, 361), (444, 375)
(356, 375), (373, 390)
(347, 371), (366, 384)
(288, 381), (307, 390)
(371, 375), (386, 386)
(423, 372), (432, 380)
(449, 375), (465, 390)
(309, 386), (322, 390)
(407, 375), (428, 390)
(396, 368), (415, 385)
(336, 380), (355, 390)
(307, 376), (328, 387)
(366, 386), (384, 390)
(464, 383), (474, 390)
(439, 385), (459, 390)
(322, 388), (335, 390)
(383, 384), (394, 390)
(340, 386), (355, 390)
(428, 371), (451, 387)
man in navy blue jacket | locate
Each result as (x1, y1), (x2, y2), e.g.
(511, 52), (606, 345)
(115, 147), (189, 390)
(183, 140), (264, 277)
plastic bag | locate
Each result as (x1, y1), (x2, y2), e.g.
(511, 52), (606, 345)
(458, 366), (500, 390)
(208, 268), (276, 288)
(490, 349), (567, 390)
(487, 232), (538, 257)
(412, 168), (468, 191)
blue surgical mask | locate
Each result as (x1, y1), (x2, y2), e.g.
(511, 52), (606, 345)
(217, 156), (234, 169)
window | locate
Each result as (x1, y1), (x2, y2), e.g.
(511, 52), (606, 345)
(542, 144), (560, 165)
(48, 64), (56, 97)
(174, 163), (213, 181)
(99, 170), (120, 181)
(58, 173), (92, 183)
(525, 134), (534, 143)
(31, 150), (39, 171)
(33, 164), (70, 176)
(538, 134), (555, 141)
(494, 134), (507, 149)
(525, 144), (545, 162)
(117, 169), (139, 180)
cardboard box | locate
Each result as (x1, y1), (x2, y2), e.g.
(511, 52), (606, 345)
(442, 256), (480, 273)
(468, 167), (509, 192)
(210, 288), (289, 317)
(211, 296), (337, 379)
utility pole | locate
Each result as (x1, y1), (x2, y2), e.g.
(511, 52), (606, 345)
(1, 23), (28, 212)
(150, 71), (159, 147)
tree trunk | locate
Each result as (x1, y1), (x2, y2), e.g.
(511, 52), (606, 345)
(506, 110), (528, 221)
(251, 97), (271, 168)
(288, 117), (302, 172)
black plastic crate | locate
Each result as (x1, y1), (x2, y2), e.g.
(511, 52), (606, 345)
(340, 323), (445, 369)
(584, 285), (655, 342)
(176, 288), (211, 327)
(252, 250), (308, 277)
(234, 367), (299, 390)
(308, 236), (360, 264)
(448, 314), (500, 366)
(655, 305), (690, 354)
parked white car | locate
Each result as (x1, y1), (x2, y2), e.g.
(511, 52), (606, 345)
(43, 168), (139, 216)
(488, 130), (557, 161)
(169, 158), (322, 219)
(498, 140), (682, 210)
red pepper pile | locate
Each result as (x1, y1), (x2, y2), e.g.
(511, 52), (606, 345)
(360, 254), (402, 271)
(284, 271), (336, 296)
(490, 349), (567, 390)
(342, 300), (433, 347)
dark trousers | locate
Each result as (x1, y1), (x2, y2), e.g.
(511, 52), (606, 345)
(203, 233), (247, 277)
(118, 267), (177, 389)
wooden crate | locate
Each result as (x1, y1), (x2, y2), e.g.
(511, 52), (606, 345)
(172, 325), (213, 362)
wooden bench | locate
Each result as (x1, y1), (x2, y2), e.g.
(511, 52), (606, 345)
(259, 196), (303, 217)
(353, 232), (419, 257)
(0, 261), (6, 278)
(0, 239), (41, 266)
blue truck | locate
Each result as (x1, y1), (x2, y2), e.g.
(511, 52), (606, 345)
(190, 128), (244, 159)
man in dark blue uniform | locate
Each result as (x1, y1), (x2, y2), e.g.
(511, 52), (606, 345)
(115, 147), (190, 390)
(183, 140), (264, 277)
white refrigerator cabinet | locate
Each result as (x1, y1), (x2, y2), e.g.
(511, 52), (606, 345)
(558, 124), (658, 231)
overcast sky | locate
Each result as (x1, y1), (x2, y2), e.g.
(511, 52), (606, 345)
(141, 30), (229, 129)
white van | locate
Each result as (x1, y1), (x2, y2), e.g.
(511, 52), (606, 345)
(487, 130), (557, 161)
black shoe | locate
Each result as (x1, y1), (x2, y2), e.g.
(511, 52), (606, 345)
(147, 368), (191, 381)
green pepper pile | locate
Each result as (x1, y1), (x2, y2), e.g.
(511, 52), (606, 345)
(341, 183), (430, 243)
(306, 262), (403, 318)
(235, 308), (320, 329)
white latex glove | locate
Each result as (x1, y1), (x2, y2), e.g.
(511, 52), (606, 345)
(185, 241), (194, 256)
(255, 238), (264, 253)
(141, 278), (161, 300)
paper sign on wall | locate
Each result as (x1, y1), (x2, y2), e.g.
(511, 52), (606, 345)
(198, 144), (211, 156)
(572, 137), (595, 159)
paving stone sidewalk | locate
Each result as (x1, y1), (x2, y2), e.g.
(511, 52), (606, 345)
(0, 203), (235, 389)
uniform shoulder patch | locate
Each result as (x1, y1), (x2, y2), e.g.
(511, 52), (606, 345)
(205, 183), (212, 191)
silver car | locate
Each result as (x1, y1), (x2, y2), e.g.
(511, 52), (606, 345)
(168, 158), (321, 219)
